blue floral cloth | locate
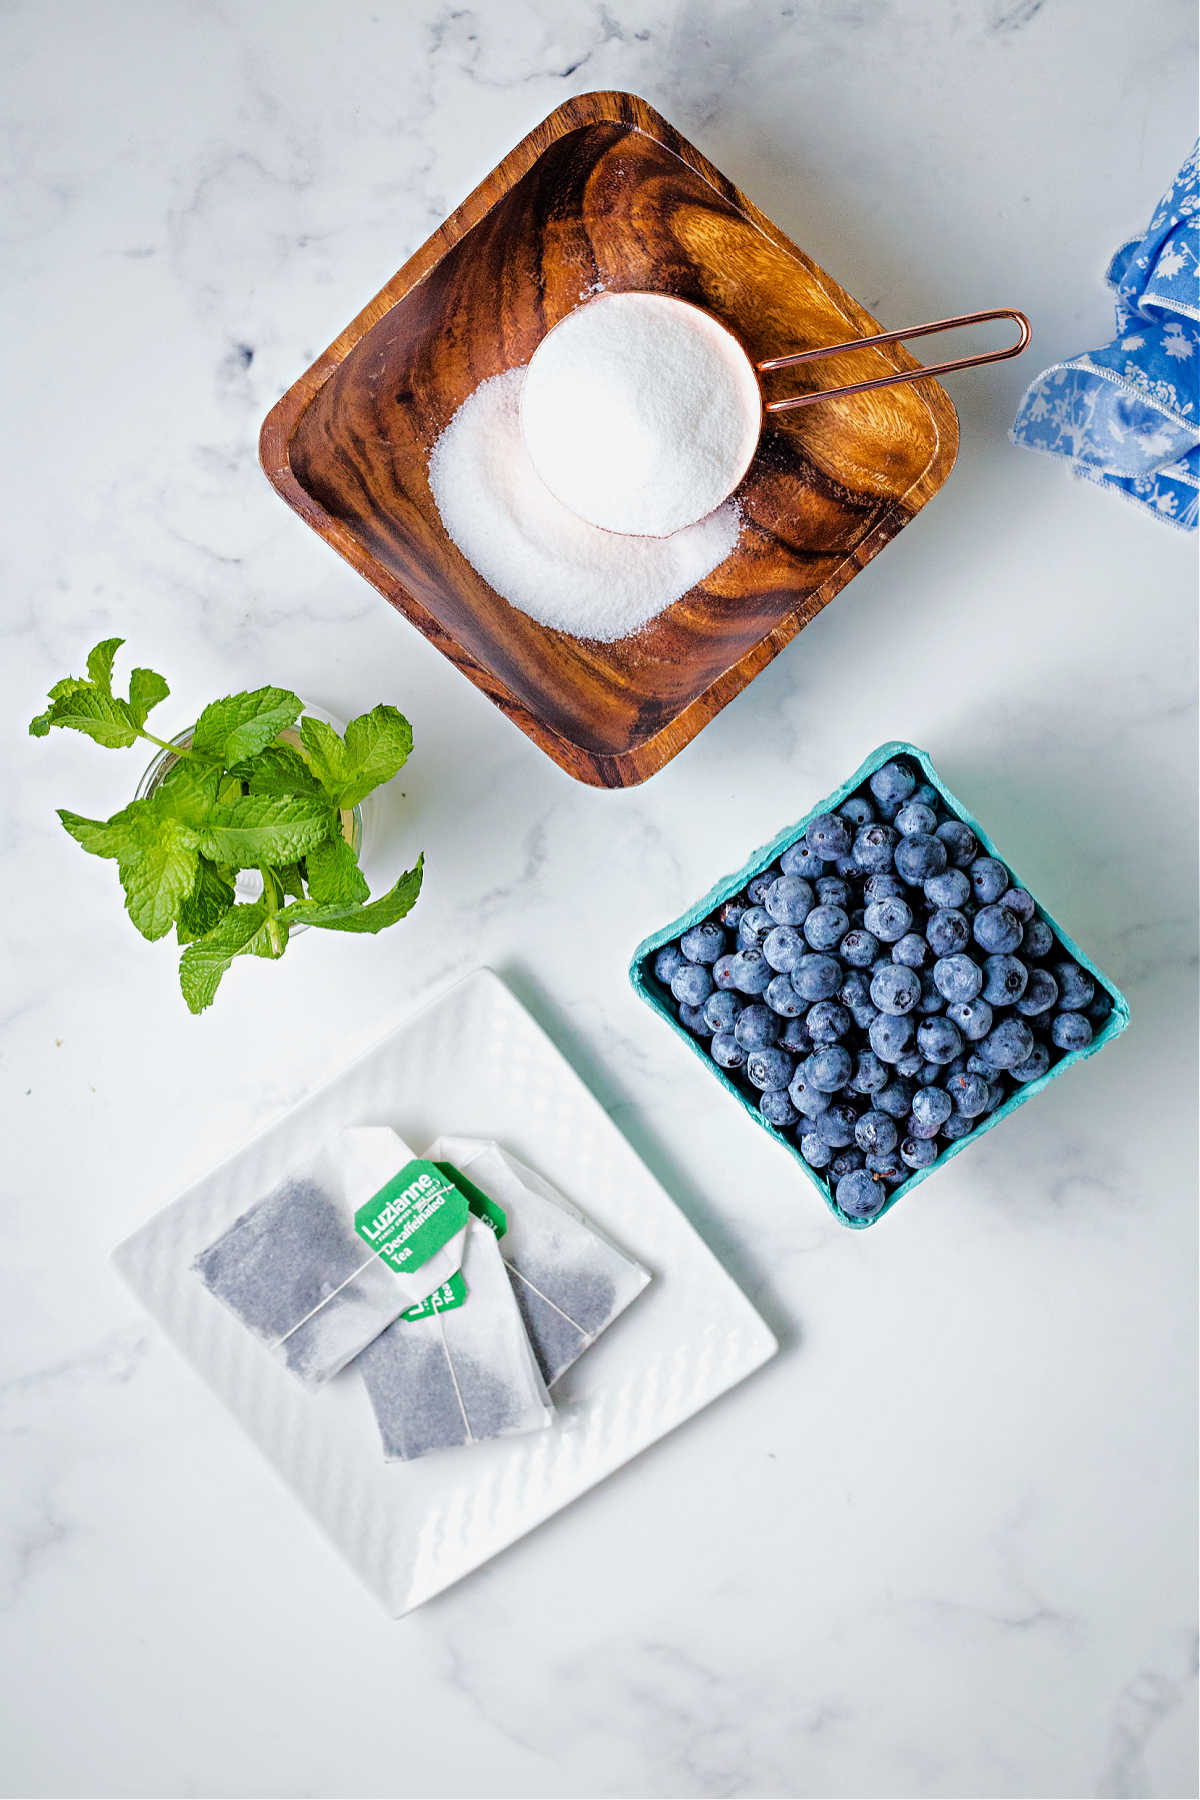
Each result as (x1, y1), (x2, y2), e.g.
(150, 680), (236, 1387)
(1012, 144), (1199, 530)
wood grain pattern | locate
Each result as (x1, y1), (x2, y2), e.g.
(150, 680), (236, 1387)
(260, 92), (958, 788)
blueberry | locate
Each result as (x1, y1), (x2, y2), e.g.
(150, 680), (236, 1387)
(815, 875), (852, 910)
(1021, 918), (1055, 960)
(766, 974), (806, 1017)
(933, 953), (983, 1003)
(915, 969), (946, 1015)
(924, 868), (972, 910)
(840, 928), (881, 969)
(718, 896), (749, 931)
(864, 896), (914, 943)
(713, 952), (740, 990)
(864, 1149), (905, 1184)
(863, 872), (907, 905)
(747, 1047), (797, 1091)
(981, 953), (1028, 1007)
(869, 1012), (915, 1062)
(763, 925), (807, 973)
(870, 964), (922, 1015)
(926, 907), (970, 957)
(966, 1053), (992, 1077)
(735, 1004), (781, 1050)
(837, 795), (875, 828)
(804, 811), (853, 860)
(946, 1071), (990, 1116)
(895, 800), (938, 837)
(855, 1110), (899, 1155)
(799, 1131), (832, 1169)
(916, 1061), (944, 1086)
(710, 1031), (746, 1070)
(891, 933), (928, 970)
(985, 1080), (1007, 1113)
(791, 1079), (831, 1120)
(934, 819), (979, 867)
(947, 997), (993, 1041)
(940, 1111), (975, 1141)
(672, 963), (714, 1006)
(760, 1089), (800, 1127)
(1002, 887), (1035, 923)
(876, 1078), (915, 1119)
(807, 1000), (853, 1045)
(779, 1017), (814, 1054)
(894, 833), (948, 885)
(803, 904), (849, 950)
(816, 1102), (860, 1148)
(853, 823), (900, 873)
(737, 906), (774, 949)
(730, 948), (772, 995)
(1053, 960), (1095, 1011)
(765, 875), (815, 926)
(896, 1048), (927, 1077)
(912, 1085), (953, 1134)
(916, 1016), (963, 1064)
(680, 922), (726, 964)
(869, 759), (917, 809)
(973, 904), (1023, 955)
(678, 1002), (711, 1034)
(901, 1135), (938, 1170)
(746, 867), (781, 905)
(1011, 968), (1059, 1016)
(1011, 1043), (1051, 1083)
(840, 970), (879, 1030)
(653, 943), (686, 984)
(1086, 991), (1113, 1027)
(850, 1049), (889, 1094)
(780, 841), (826, 881)
(704, 990), (742, 1033)
(911, 782), (939, 808)
(837, 1169), (885, 1218)
(829, 1147), (866, 1180)
(969, 856), (1010, 903)
(808, 1045), (854, 1091)
(981, 1018), (1035, 1070)
(1051, 1011), (1093, 1051)
(791, 953), (842, 1001)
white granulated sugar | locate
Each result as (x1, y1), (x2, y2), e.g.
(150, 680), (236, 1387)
(427, 366), (741, 643)
(519, 291), (762, 537)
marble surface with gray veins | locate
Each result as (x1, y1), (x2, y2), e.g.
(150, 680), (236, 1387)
(2, 1), (1197, 1796)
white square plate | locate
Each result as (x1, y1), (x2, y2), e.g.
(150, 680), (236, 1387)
(113, 969), (777, 1615)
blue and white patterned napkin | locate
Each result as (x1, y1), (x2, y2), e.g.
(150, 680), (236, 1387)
(1012, 144), (1199, 530)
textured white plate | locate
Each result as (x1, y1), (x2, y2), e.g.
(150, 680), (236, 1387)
(113, 969), (777, 1615)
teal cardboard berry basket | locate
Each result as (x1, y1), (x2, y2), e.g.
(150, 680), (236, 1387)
(629, 742), (1131, 1228)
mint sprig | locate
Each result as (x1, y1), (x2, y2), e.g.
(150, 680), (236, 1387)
(32, 640), (422, 1011)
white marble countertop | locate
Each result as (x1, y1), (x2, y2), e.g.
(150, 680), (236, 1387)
(3, 2), (1196, 1796)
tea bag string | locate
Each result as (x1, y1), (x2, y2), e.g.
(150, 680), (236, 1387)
(271, 1251), (385, 1350)
(504, 1259), (594, 1344)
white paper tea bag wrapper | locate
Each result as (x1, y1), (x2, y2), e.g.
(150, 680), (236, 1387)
(426, 1136), (651, 1386)
(357, 1214), (554, 1461)
(193, 1127), (467, 1387)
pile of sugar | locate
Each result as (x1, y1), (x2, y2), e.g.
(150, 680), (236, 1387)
(519, 291), (761, 536)
(428, 365), (742, 642)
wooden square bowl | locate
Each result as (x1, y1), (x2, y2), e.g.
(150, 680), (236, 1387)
(260, 92), (958, 788)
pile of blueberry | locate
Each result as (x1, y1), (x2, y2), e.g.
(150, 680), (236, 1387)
(650, 756), (1114, 1221)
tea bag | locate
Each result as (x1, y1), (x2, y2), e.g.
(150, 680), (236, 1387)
(357, 1213), (553, 1461)
(193, 1127), (467, 1386)
(426, 1136), (651, 1386)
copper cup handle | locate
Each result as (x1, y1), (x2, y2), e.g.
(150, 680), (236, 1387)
(757, 307), (1032, 411)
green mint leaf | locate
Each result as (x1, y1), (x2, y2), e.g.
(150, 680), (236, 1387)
(48, 676), (91, 702)
(86, 638), (124, 695)
(29, 685), (139, 748)
(197, 794), (334, 868)
(297, 714), (347, 795)
(128, 667), (170, 729)
(191, 686), (304, 765)
(119, 820), (198, 941)
(58, 801), (158, 862)
(156, 757), (220, 828)
(335, 705), (413, 808)
(230, 744), (322, 799)
(178, 902), (270, 1013)
(274, 860), (306, 899)
(284, 854), (423, 934)
(304, 832), (369, 905)
(176, 857), (236, 942)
